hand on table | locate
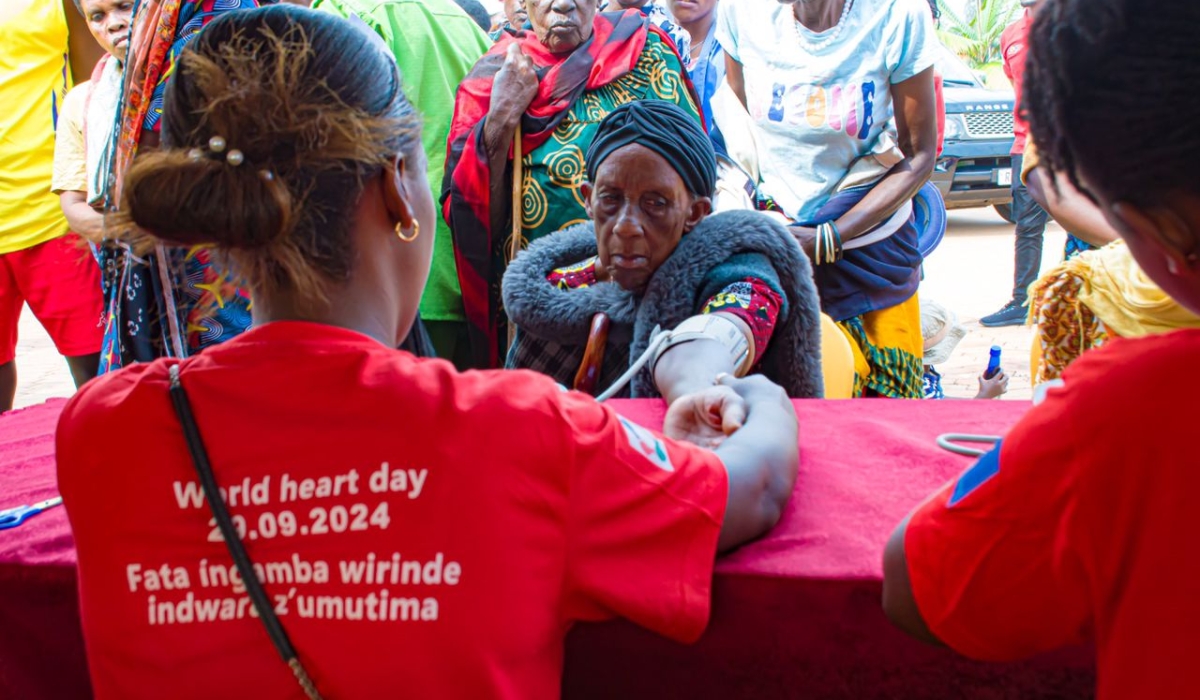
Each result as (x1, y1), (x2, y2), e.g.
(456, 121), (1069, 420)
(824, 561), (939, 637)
(663, 384), (746, 449)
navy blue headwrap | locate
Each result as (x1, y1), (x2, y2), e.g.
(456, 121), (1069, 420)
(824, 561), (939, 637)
(585, 100), (717, 197)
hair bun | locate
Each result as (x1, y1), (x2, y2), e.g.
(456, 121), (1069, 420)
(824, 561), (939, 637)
(119, 147), (295, 250)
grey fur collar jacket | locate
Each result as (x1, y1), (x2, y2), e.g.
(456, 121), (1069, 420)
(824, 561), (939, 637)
(501, 209), (824, 398)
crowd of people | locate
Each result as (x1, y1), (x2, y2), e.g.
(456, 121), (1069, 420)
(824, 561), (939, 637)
(6, 0), (966, 405)
(1, 0), (1197, 696)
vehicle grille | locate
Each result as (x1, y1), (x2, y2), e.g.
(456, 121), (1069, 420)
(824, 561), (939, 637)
(964, 112), (1014, 138)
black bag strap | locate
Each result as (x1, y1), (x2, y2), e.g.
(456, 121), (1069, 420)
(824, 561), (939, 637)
(168, 364), (324, 700)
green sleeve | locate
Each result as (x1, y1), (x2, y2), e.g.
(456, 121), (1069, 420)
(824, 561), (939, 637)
(696, 253), (789, 318)
(643, 31), (702, 124)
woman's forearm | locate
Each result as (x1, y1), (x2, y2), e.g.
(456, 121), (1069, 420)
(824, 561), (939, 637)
(59, 192), (104, 240)
(833, 152), (935, 240)
(1027, 167), (1120, 248)
(654, 339), (740, 406)
(725, 54), (747, 108)
(653, 313), (757, 405)
(833, 68), (937, 241)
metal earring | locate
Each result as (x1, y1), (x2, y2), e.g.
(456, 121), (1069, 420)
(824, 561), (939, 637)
(395, 220), (420, 243)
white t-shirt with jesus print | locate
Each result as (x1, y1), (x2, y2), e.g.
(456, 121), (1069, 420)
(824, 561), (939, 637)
(716, 0), (937, 222)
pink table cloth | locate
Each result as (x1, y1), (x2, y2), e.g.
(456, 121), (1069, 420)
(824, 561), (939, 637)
(0, 398), (1093, 698)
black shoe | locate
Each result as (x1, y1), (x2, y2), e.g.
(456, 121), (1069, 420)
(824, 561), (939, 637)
(980, 301), (1027, 327)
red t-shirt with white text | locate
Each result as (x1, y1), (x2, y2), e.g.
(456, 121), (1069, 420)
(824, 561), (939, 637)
(905, 330), (1200, 699)
(57, 322), (728, 699)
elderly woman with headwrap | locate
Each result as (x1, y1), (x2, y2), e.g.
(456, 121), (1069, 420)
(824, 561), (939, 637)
(443, 0), (701, 369)
(503, 101), (823, 403)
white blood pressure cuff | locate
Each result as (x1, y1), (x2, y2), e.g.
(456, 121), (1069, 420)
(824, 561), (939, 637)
(651, 314), (752, 378)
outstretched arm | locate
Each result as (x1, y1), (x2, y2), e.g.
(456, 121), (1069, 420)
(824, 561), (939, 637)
(710, 375), (798, 552)
(653, 312), (756, 406)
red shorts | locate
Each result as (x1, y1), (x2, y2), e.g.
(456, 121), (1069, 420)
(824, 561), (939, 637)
(0, 235), (104, 364)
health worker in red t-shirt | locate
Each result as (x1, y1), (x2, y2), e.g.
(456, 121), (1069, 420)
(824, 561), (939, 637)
(54, 6), (800, 699)
(882, 1), (1200, 697)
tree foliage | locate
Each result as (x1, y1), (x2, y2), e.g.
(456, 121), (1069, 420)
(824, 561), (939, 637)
(937, 0), (1020, 69)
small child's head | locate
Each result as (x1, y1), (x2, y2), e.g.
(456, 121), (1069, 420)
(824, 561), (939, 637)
(1024, 0), (1200, 317)
(73, 0), (133, 63)
(921, 300), (966, 367)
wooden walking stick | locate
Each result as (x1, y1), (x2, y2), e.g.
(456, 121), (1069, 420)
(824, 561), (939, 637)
(506, 122), (524, 349)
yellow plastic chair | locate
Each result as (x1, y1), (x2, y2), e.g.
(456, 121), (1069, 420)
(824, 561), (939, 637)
(819, 313), (855, 399)
(1030, 327), (1044, 386)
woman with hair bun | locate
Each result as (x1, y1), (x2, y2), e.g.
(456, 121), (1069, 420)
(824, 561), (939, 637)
(55, 6), (798, 698)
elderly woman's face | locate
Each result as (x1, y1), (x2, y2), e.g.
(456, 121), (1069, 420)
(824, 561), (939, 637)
(585, 144), (708, 292)
(526, 0), (599, 53)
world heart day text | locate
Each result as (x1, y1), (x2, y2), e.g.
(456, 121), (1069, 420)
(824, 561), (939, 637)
(173, 462), (428, 510)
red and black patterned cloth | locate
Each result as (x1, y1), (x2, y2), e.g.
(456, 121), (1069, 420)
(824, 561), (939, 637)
(442, 11), (658, 369)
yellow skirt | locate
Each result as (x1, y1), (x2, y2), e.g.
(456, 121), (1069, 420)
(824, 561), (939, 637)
(835, 293), (924, 399)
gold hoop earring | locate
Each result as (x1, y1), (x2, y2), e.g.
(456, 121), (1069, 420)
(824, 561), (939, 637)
(395, 220), (420, 243)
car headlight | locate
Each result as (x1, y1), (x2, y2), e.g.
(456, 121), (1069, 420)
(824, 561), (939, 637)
(943, 114), (966, 141)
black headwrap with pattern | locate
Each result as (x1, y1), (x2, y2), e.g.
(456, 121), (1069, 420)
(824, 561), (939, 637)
(585, 100), (717, 197)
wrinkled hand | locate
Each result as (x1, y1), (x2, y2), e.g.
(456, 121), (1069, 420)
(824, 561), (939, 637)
(663, 384), (747, 449)
(788, 225), (818, 258)
(976, 369), (1009, 399)
(491, 43), (539, 127)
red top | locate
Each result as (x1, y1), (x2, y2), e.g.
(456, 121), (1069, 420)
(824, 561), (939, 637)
(56, 322), (727, 700)
(1001, 12), (1032, 154)
(904, 329), (1200, 699)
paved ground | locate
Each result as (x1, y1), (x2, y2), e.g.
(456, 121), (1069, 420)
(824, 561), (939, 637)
(8, 207), (1065, 409)
(920, 207), (1066, 401)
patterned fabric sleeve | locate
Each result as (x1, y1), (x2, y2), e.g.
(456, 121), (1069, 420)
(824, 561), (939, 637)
(142, 0), (258, 132)
(547, 256), (600, 290)
(701, 277), (783, 364)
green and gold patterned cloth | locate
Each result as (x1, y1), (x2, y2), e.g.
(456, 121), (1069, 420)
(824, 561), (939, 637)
(517, 32), (700, 244)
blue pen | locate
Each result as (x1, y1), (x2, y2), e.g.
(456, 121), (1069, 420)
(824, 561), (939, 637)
(0, 497), (64, 530)
(985, 345), (1003, 379)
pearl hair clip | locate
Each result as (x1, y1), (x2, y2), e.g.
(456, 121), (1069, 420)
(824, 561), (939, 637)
(188, 135), (274, 182)
(188, 135), (245, 166)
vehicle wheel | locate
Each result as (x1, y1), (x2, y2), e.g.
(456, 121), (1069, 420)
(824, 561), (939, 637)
(993, 203), (1015, 223)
